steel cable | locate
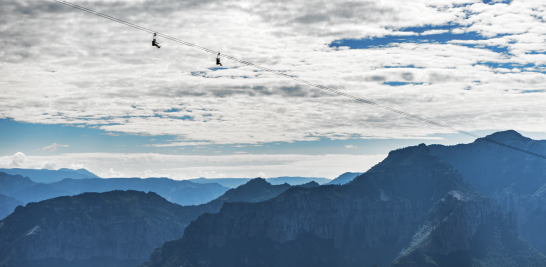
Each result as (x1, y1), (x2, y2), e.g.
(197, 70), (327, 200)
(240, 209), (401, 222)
(52, 0), (546, 160)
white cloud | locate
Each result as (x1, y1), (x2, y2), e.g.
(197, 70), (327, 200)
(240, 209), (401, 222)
(2, 152), (27, 168)
(1, 0), (545, 146)
(0, 152), (387, 179)
(421, 29), (449, 35)
(345, 145), (358, 149)
(144, 169), (162, 178)
(102, 168), (125, 178)
(42, 143), (69, 152)
(40, 161), (58, 170)
(143, 142), (212, 147)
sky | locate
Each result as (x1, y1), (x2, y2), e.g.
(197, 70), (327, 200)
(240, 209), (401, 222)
(1, 0), (545, 179)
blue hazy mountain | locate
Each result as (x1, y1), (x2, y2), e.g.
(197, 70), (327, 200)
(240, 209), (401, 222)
(188, 176), (331, 188)
(0, 190), (188, 267)
(0, 194), (23, 220)
(0, 179), (307, 267)
(0, 168), (99, 183)
(325, 172), (363, 185)
(143, 144), (545, 267)
(0, 172), (228, 206)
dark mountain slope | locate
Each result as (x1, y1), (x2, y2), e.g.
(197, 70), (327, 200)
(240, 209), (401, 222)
(392, 214), (546, 267)
(428, 130), (546, 254)
(143, 144), (539, 267)
(0, 190), (188, 267)
(325, 172), (363, 185)
(0, 168), (99, 183)
(172, 178), (294, 227)
(0, 194), (23, 220)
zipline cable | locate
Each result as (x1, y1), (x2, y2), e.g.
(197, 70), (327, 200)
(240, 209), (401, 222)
(52, 0), (546, 161)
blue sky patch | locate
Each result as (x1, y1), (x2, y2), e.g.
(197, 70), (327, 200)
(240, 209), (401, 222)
(330, 22), (512, 55)
(383, 82), (424, 86)
(475, 62), (546, 73)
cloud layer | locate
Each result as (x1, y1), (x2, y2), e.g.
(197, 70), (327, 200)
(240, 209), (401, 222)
(1, 0), (545, 147)
(0, 152), (386, 179)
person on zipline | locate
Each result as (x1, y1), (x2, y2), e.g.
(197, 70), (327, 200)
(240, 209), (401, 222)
(216, 53), (222, 66)
(152, 33), (160, 49)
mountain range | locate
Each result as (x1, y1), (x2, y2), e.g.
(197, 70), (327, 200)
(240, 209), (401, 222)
(2, 130), (546, 267)
(143, 131), (546, 267)
(0, 178), (317, 267)
(0, 173), (229, 207)
(0, 168), (99, 183)
(188, 177), (331, 188)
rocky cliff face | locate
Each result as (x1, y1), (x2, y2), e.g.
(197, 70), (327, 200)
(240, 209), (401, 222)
(429, 130), (546, 255)
(0, 190), (188, 267)
(144, 144), (522, 267)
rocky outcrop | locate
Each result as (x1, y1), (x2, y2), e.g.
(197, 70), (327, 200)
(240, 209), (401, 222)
(0, 190), (188, 267)
(391, 212), (546, 267)
(143, 144), (524, 267)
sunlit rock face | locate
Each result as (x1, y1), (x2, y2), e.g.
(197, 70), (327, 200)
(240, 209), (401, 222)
(429, 130), (546, 254)
(143, 144), (540, 267)
(0, 190), (188, 267)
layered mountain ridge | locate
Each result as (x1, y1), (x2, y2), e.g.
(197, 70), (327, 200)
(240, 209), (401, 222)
(0, 178), (310, 267)
(143, 143), (543, 267)
(0, 168), (99, 183)
(0, 173), (229, 206)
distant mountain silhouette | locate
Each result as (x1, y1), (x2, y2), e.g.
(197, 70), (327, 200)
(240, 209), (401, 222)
(0, 172), (228, 206)
(144, 143), (545, 267)
(0, 194), (23, 220)
(0, 190), (188, 267)
(188, 176), (331, 188)
(325, 172), (363, 185)
(0, 168), (99, 183)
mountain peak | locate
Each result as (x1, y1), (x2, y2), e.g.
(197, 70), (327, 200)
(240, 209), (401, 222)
(480, 130), (530, 142)
(246, 177), (269, 185)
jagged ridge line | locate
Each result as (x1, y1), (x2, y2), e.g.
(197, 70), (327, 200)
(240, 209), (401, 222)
(52, 0), (546, 160)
